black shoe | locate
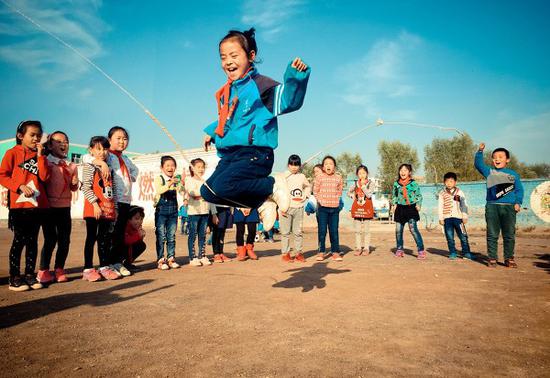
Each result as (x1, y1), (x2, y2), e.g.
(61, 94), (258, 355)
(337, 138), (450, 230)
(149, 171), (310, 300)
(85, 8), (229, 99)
(9, 275), (30, 292)
(25, 274), (43, 290)
(123, 262), (141, 272)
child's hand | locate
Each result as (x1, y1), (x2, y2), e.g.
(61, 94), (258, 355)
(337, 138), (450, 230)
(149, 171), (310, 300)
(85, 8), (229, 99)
(19, 184), (34, 197)
(139, 228), (146, 238)
(36, 143), (44, 157)
(204, 135), (212, 151)
(463, 218), (468, 224)
(291, 57), (308, 72)
(93, 202), (102, 219)
(242, 208), (251, 216)
(212, 215), (219, 225)
(280, 211), (288, 217)
(439, 220), (444, 225)
(478, 143), (485, 152)
(416, 205), (421, 212)
(514, 204), (521, 213)
(96, 160), (110, 181)
(71, 173), (79, 186)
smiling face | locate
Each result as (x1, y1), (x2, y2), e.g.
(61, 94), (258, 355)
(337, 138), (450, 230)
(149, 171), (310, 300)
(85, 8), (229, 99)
(109, 130), (128, 152)
(399, 166), (411, 180)
(128, 212), (143, 230)
(444, 178), (457, 190)
(219, 38), (255, 81)
(492, 151), (510, 169)
(357, 168), (368, 180)
(162, 159), (176, 177)
(18, 125), (42, 151)
(323, 158), (335, 175)
(49, 132), (69, 158)
(89, 143), (109, 161)
(192, 161), (205, 178)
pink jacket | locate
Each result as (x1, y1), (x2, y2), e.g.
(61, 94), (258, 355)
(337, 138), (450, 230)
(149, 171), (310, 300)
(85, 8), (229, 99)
(45, 155), (78, 208)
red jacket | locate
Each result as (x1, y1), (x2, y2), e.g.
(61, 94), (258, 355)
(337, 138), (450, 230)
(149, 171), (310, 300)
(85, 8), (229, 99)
(0, 145), (50, 209)
(124, 223), (143, 246)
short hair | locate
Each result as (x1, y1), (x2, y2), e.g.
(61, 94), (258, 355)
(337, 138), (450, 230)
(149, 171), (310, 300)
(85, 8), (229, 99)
(161, 155), (177, 167)
(397, 163), (413, 179)
(15, 120), (43, 145)
(492, 147), (510, 159)
(443, 172), (457, 181)
(89, 136), (110, 149)
(288, 154), (301, 166)
(356, 164), (369, 175)
(108, 126), (129, 140)
(128, 205), (145, 219)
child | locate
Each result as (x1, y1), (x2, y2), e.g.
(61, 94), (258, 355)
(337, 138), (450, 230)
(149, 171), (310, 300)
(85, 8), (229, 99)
(475, 143), (523, 268)
(38, 131), (79, 283)
(0, 120), (49, 291)
(234, 208), (260, 261)
(185, 158), (214, 267)
(211, 205), (234, 263)
(179, 203), (189, 235)
(348, 165), (374, 256)
(83, 126), (138, 276)
(391, 164), (426, 259)
(123, 205), (147, 270)
(154, 156), (183, 270)
(313, 156), (343, 262)
(438, 172), (472, 260)
(82, 136), (119, 281)
(280, 154), (311, 263)
(201, 28), (311, 231)
(305, 164), (323, 216)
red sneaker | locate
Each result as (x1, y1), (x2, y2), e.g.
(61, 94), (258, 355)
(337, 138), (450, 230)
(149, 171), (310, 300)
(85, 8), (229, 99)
(331, 253), (343, 262)
(220, 253), (232, 262)
(82, 268), (102, 282)
(281, 253), (294, 263)
(37, 269), (54, 284)
(99, 267), (121, 280)
(54, 268), (69, 283)
(213, 254), (223, 263)
(294, 252), (306, 262)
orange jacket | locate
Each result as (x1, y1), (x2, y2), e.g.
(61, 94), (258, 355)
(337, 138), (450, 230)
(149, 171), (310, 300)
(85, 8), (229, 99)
(0, 145), (50, 209)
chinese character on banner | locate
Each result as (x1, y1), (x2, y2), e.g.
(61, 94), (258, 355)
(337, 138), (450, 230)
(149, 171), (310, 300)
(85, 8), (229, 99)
(139, 172), (155, 201)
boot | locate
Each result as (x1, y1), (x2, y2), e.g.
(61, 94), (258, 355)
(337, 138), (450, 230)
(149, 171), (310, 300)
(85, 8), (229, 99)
(246, 243), (258, 260)
(237, 246), (248, 261)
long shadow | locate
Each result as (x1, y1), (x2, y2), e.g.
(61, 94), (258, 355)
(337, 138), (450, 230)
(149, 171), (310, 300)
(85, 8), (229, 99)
(272, 262), (351, 292)
(426, 247), (487, 266)
(534, 254), (550, 274)
(0, 279), (172, 329)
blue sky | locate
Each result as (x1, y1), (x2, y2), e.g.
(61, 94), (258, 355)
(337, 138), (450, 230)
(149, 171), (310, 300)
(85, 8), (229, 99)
(1, 0), (549, 174)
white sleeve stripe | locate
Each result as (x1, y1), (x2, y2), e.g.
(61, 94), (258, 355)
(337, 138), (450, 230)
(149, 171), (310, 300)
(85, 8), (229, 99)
(273, 85), (281, 116)
(277, 84), (285, 115)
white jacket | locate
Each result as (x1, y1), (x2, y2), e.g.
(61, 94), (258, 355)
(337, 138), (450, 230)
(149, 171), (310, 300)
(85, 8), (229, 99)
(438, 187), (468, 221)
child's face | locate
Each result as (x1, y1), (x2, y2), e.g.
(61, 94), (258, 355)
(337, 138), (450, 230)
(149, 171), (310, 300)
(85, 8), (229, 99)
(19, 126), (42, 150)
(323, 159), (335, 175)
(162, 160), (176, 177)
(357, 169), (368, 180)
(399, 166), (411, 179)
(192, 162), (205, 177)
(219, 39), (254, 82)
(492, 151), (509, 169)
(313, 167), (322, 177)
(444, 178), (456, 190)
(128, 213), (143, 230)
(288, 164), (300, 174)
(49, 133), (69, 158)
(109, 130), (128, 152)
(90, 143), (109, 161)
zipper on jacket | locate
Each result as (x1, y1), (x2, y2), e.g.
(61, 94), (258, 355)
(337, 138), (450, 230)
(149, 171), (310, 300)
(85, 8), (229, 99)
(248, 124), (256, 145)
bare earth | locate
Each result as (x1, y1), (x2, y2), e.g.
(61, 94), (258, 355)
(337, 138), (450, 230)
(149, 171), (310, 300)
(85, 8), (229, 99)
(0, 221), (549, 377)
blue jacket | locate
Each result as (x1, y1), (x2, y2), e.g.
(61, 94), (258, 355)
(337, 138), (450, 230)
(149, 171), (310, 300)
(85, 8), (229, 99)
(204, 61), (311, 154)
(474, 151), (524, 205)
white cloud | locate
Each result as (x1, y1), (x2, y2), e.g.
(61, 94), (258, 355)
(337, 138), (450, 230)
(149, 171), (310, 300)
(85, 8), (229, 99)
(241, 0), (305, 41)
(0, 0), (107, 87)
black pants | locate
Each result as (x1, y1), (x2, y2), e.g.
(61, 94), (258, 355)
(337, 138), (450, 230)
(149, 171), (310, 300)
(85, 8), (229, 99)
(40, 207), (72, 270)
(236, 222), (257, 246)
(212, 227), (227, 254)
(9, 209), (42, 276)
(125, 241), (146, 264)
(112, 202), (130, 264)
(84, 218), (113, 269)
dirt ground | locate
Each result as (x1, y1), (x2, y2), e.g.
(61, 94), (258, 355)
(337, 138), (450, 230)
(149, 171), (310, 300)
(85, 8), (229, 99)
(0, 220), (549, 377)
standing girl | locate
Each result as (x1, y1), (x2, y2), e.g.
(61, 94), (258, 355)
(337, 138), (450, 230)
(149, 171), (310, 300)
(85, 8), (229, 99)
(211, 205), (234, 263)
(348, 165), (374, 256)
(234, 208), (259, 261)
(154, 155), (183, 270)
(313, 156), (343, 262)
(201, 28), (311, 231)
(38, 131), (79, 284)
(185, 158), (213, 267)
(391, 164), (426, 259)
(0, 120), (49, 291)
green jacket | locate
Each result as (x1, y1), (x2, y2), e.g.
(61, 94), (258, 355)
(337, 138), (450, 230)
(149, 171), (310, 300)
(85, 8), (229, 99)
(391, 180), (423, 207)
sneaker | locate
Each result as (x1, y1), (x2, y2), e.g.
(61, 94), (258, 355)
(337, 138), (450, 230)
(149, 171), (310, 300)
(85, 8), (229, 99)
(37, 269), (54, 284)
(294, 252), (306, 262)
(505, 259), (518, 268)
(123, 262), (141, 272)
(266, 238), (275, 243)
(354, 249), (362, 256)
(281, 253), (294, 263)
(54, 268), (69, 283)
(213, 254), (224, 263)
(417, 250), (427, 260)
(463, 252), (474, 261)
(448, 252), (458, 260)
(487, 258), (497, 268)
(8, 275), (30, 292)
(168, 257), (180, 269)
(394, 249), (405, 258)
(109, 264), (123, 277)
(112, 263), (131, 277)
(190, 258), (202, 267)
(200, 256), (212, 266)
(332, 253), (343, 262)
(82, 268), (102, 282)
(25, 274), (43, 290)
(258, 200), (277, 232)
(220, 253), (232, 262)
(271, 173), (290, 213)
(99, 266), (121, 280)
(158, 258), (170, 270)
(315, 253), (325, 261)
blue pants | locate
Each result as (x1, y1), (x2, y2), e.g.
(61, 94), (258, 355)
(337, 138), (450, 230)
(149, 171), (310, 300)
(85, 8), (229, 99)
(155, 211), (178, 260)
(395, 219), (424, 251)
(200, 146), (275, 208)
(443, 217), (470, 255)
(188, 214), (209, 259)
(317, 206), (340, 253)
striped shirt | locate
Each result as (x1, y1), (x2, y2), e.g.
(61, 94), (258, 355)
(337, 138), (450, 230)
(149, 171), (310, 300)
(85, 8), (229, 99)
(313, 172), (343, 208)
(438, 187), (468, 221)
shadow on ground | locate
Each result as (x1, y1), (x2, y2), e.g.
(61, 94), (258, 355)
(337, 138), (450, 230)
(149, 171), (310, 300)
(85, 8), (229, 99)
(534, 253), (550, 274)
(272, 262), (351, 292)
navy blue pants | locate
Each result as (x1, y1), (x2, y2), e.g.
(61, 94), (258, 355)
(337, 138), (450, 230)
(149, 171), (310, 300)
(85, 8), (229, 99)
(201, 146), (275, 209)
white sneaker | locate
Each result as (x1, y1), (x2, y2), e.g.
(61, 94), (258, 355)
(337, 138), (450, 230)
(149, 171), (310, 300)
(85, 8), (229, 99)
(113, 263), (131, 277)
(258, 199), (277, 231)
(157, 258), (170, 270)
(167, 258), (180, 269)
(109, 264), (123, 277)
(200, 256), (212, 266)
(270, 173), (290, 212)
(190, 258), (202, 267)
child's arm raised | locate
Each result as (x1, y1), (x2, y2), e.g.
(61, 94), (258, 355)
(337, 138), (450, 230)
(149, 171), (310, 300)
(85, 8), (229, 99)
(271, 58), (311, 116)
(474, 142), (490, 178)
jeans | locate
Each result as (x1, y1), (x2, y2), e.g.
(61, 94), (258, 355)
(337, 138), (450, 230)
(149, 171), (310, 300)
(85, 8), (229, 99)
(40, 207), (72, 270)
(279, 207), (304, 254)
(188, 214), (208, 259)
(395, 219), (424, 251)
(443, 217), (470, 255)
(485, 204), (516, 259)
(155, 210), (178, 260)
(317, 206), (340, 253)
(200, 146), (275, 208)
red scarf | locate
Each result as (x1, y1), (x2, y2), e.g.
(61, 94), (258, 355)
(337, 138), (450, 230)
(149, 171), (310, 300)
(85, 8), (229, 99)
(214, 67), (253, 137)
(57, 159), (72, 187)
(398, 177), (412, 205)
(110, 150), (130, 180)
